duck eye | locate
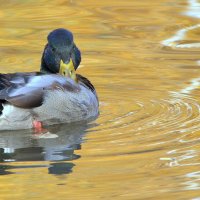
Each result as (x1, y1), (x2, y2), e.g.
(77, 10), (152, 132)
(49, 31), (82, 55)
(51, 47), (56, 52)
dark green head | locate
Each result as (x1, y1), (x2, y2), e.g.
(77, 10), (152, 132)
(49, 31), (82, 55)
(40, 28), (81, 74)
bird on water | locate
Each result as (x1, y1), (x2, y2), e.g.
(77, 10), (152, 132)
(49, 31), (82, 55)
(0, 28), (99, 132)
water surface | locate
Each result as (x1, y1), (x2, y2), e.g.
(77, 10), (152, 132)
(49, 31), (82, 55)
(1, 0), (200, 199)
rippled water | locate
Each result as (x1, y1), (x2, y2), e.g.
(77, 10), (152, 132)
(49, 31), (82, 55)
(1, 0), (200, 199)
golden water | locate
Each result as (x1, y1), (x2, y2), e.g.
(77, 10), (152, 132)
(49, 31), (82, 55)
(1, 0), (200, 199)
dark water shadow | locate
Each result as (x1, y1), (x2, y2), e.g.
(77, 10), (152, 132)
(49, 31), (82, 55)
(0, 121), (97, 176)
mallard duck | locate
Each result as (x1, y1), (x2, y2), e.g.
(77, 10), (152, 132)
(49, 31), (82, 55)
(0, 28), (99, 131)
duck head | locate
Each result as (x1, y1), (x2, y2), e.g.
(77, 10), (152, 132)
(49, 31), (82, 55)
(40, 28), (81, 81)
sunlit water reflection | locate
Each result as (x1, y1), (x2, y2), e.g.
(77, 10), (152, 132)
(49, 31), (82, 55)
(0, 122), (96, 176)
(1, 0), (200, 199)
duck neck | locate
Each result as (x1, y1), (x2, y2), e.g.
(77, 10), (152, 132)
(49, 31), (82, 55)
(40, 59), (52, 74)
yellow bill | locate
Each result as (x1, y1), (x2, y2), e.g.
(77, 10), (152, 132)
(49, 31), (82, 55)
(59, 59), (77, 82)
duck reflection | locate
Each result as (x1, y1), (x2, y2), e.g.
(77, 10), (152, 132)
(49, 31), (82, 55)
(0, 121), (97, 176)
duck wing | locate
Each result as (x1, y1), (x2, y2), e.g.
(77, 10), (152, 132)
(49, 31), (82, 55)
(76, 74), (95, 93)
(76, 74), (98, 103)
(0, 73), (78, 109)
